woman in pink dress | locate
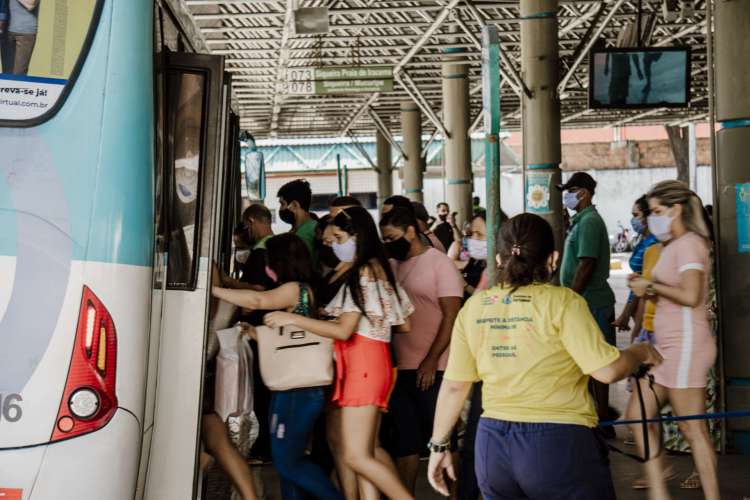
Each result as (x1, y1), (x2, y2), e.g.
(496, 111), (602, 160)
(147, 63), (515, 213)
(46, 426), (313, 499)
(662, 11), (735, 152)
(628, 180), (719, 500)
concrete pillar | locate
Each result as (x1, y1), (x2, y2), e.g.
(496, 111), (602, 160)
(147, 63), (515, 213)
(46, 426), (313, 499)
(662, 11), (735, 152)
(714, 0), (750, 452)
(400, 101), (423, 202)
(520, 0), (563, 250)
(442, 46), (473, 227)
(376, 129), (393, 209)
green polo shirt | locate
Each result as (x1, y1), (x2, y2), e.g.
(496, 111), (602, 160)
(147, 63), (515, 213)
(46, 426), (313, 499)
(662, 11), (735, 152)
(560, 205), (615, 309)
(294, 218), (318, 266)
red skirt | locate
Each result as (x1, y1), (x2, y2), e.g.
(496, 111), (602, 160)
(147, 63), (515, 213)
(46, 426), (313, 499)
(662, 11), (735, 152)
(332, 333), (394, 409)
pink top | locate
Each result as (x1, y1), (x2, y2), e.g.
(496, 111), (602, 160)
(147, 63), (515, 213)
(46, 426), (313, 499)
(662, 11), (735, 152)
(651, 232), (710, 336)
(392, 248), (465, 370)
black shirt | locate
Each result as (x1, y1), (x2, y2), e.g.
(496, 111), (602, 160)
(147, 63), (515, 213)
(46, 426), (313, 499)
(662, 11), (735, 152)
(433, 222), (455, 252)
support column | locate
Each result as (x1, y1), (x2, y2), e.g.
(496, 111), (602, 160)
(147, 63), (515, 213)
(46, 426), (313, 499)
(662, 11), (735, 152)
(714, 0), (750, 454)
(376, 129), (393, 209)
(442, 46), (473, 226)
(520, 0), (563, 250)
(400, 101), (423, 202)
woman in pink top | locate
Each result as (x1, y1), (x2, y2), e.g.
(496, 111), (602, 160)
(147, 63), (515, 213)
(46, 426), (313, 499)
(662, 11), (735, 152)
(628, 180), (718, 500)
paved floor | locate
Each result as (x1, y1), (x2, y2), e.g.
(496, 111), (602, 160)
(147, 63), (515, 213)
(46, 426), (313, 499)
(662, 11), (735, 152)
(205, 257), (750, 499)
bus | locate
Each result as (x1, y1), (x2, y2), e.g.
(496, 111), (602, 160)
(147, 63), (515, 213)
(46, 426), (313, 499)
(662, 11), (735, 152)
(0, 1), (244, 498)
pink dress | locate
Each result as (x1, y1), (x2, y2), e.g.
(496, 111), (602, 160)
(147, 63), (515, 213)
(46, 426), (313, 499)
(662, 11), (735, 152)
(651, 232), (716, 388)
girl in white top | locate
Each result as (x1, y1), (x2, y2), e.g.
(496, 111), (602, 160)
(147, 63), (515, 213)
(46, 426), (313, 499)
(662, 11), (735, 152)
(265, 207), (415, 500)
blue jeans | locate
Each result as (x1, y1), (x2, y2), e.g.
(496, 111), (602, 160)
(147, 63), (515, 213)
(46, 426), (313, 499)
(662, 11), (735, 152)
(589, 304), (616, 346)
(269, 388), (344, 500)
(475, 418), (616, 500)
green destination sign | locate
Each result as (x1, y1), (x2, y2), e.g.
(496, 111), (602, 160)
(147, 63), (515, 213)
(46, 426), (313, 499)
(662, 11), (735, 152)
(286, 65), (394, 95)
(315, 78), (393, 94)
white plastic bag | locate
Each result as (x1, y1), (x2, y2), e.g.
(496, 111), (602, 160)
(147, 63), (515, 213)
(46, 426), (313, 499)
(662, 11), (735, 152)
(215, 325), (259, 457)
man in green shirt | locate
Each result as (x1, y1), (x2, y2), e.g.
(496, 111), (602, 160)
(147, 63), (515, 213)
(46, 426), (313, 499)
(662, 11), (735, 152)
(277, 179), (318, 266)
(558, 172), (618, 432)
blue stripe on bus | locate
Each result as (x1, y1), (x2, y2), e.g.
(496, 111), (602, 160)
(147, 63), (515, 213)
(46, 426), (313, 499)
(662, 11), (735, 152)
(0, 74), (68, 85)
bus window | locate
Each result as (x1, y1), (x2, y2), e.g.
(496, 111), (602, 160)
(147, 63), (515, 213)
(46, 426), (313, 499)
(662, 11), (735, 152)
(165, 70), (207, 290)
(0, 0), (102, 124)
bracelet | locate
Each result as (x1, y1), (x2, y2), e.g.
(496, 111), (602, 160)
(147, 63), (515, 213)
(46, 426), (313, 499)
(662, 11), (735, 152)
(427, 438), (452, 453)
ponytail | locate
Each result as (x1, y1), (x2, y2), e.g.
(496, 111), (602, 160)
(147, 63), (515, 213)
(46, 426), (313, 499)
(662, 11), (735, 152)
(497, 214), (555, 294)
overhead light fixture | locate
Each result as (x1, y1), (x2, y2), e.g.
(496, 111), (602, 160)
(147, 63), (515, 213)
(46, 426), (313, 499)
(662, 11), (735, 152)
(293, 7), (329, 35)
(662, 0), (679, 22)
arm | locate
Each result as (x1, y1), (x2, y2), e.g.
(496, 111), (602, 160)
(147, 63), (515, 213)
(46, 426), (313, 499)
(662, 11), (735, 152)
(393, 316), (411, 333)
(571, 257), (596, 295)
(590, 342), (662, 384)
(416, 296), (462, 390)
(630, 269), (704, 308)
(629, 295), (646, 343)
(212, 282), (298, 311)
(427, 379), (473, 496)
(613, 297), (637, 331)
(264, 310), (361, 341)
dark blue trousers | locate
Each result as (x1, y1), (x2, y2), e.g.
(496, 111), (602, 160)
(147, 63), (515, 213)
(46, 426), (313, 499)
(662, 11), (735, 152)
(475, 418), (616, 500)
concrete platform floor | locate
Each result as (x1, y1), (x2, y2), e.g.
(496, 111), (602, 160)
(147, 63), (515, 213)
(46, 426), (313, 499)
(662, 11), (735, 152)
(205, 259), (750, 499)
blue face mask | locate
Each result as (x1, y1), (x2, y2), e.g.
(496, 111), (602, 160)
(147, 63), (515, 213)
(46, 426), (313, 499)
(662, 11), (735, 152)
(563, 191), (580, 211)
(631, 217), (645, 235)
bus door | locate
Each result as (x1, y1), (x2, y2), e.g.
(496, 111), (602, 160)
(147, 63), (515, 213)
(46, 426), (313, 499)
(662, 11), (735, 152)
(143, 51), (226, 500)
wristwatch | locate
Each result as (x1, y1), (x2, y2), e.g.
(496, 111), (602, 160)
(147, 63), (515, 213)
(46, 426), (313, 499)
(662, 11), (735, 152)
(427, 439), (452, 453)
(646, 282), (657, 297)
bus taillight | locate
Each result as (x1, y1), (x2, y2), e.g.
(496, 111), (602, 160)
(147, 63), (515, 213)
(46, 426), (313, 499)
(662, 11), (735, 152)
(50, 286), (118, 442)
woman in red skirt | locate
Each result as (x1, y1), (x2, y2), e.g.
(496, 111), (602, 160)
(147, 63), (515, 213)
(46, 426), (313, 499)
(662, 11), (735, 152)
(265, 206), (414, 500)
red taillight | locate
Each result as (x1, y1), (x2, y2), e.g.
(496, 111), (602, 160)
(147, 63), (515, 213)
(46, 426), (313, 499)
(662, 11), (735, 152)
(51, 286), (117, 442)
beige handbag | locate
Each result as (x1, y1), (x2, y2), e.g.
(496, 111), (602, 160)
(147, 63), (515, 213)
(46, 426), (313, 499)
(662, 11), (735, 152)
(255, 324), (334, 391)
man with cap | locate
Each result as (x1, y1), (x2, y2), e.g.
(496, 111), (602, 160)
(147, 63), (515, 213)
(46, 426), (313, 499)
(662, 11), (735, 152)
(558, 172), (618, 435)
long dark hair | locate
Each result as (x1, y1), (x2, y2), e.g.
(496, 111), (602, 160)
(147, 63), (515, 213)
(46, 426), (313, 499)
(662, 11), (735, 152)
(497, 213), (555, 293)
(332, 206), (401, 317)
(266, 233), (314, 285)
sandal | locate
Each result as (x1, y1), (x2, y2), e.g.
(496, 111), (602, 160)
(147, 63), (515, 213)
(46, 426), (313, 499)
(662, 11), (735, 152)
(631, 465), (677, 489)
(680, 471), (702, 490)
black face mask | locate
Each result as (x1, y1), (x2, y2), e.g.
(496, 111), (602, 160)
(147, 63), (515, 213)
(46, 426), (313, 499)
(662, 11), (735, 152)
(438, 214), (448, 222)
(318, 244), (340, 269)
(384, 237), (411, 261)
(279, 208), (295, 225)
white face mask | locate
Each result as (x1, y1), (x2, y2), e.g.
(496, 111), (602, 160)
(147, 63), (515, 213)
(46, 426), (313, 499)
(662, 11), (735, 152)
(467, 238), (488, 260)
(332, 238), (357, 263)
(235, 249), (250, 264)
(647, 214), (674, 242)
(563, 191), (580, 211)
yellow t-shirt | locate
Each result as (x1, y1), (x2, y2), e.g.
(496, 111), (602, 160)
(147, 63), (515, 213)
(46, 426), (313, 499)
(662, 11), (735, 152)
(641, 244), (663, 333)
(445, 284), (620, 428)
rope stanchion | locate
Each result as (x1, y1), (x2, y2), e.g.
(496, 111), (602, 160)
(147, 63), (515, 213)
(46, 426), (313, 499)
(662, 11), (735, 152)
(600, 410), (750, 428)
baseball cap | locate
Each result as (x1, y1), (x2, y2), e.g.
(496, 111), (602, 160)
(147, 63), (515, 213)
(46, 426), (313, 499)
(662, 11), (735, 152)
(557, 172), (597, 194)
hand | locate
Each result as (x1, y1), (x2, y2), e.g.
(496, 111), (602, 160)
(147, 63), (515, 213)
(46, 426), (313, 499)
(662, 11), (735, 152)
(237, 322), (256, 339)
(628, 277), (651, 298)
(263, 311), (297, 328)
(631, 342), (663, 367)
(427, 450), (455, 497)
(416, 356), (439, 391)
(612, 313), (631, 332)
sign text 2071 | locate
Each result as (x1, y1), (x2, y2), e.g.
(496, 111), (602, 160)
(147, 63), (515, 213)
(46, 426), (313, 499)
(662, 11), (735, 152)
(0, 393), (23, 422)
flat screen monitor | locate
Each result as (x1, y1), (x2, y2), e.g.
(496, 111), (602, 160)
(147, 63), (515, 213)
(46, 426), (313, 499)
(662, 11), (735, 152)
(588, 47), (691, 109)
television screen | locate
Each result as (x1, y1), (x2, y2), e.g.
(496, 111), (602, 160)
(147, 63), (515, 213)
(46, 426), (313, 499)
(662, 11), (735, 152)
(589, 47), (691, 109)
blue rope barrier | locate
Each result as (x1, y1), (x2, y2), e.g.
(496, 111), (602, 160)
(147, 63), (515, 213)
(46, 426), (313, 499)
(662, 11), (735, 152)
(599, 410), (750, 427)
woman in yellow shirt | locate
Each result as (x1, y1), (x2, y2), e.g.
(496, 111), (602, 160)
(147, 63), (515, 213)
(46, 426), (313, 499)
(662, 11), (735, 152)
(427, 213), (662, 500)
